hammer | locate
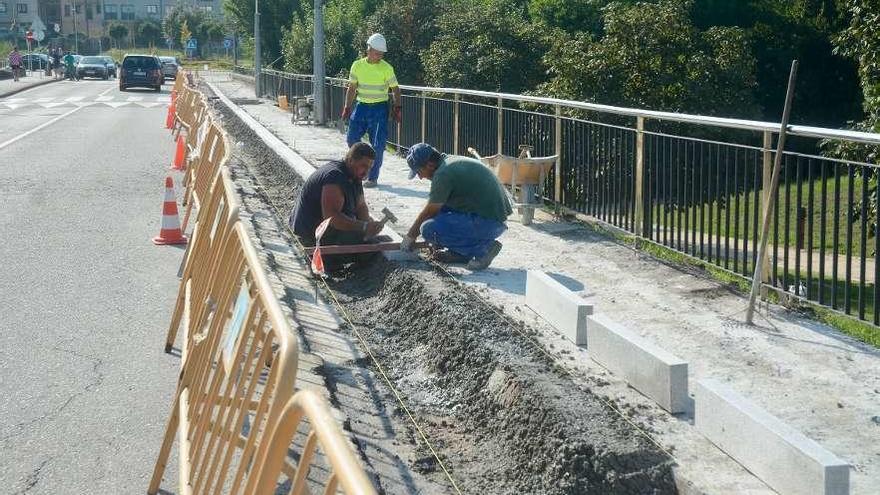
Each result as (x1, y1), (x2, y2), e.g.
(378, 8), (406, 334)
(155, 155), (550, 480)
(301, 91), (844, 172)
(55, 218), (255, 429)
(366, 207), (398, 240)
(377, 207), (398, 227)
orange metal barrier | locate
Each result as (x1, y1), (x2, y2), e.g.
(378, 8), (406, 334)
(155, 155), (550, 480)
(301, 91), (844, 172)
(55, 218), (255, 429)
(166, 165), (239, 357)
(152, 72), (376, 495)
(149, 222), (299, 495)
(248, 390), (377, 495)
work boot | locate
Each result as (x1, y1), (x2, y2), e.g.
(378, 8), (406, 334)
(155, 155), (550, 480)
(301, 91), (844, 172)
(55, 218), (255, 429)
(467, 241), (502, 271)
(431, 249), (469, 265)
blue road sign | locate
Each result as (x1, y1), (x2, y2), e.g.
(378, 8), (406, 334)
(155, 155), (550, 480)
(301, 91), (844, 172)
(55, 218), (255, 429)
(223, 38), (232, 49)
(186, 38), (197, 50)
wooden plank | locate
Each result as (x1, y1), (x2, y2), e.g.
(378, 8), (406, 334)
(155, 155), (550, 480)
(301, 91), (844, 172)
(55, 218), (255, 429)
(304, 241), (428, 256)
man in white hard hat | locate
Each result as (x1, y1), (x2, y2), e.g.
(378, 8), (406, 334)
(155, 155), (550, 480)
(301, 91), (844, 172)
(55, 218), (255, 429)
(341, 33), (402, 188)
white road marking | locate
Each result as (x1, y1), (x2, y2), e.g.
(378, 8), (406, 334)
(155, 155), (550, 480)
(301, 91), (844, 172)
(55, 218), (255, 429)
(126, 96), (143, 102)
(33, 97), (54, 103)
(3, 98), (25, 103)
(44, 102), (68, 108)
(65, 96), (84, 102)
(0, 86), (115, 151)
(103, 102), (129, 108)
(96, 95), (114, 101)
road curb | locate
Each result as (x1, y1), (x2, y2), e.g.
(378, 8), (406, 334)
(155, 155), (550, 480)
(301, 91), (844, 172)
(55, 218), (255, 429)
(0, 77), (59, 99)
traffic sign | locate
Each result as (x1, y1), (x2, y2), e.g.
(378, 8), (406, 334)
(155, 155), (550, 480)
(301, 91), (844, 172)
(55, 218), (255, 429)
(223, 38), (232, 49)
(186, 38), (197, 50)
(54, 23), (60, 33)
(26, 31), (34, 41)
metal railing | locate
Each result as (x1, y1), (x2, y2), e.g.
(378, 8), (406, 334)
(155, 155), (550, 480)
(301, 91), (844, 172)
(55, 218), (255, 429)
(248, 67), (880, 329)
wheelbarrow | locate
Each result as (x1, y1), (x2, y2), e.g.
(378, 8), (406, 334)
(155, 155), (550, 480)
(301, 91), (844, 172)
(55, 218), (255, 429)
(468, 146), (557, 225)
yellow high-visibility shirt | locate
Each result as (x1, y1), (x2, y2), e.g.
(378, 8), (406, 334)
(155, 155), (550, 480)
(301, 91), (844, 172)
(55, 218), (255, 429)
(349, 57), (398, 104)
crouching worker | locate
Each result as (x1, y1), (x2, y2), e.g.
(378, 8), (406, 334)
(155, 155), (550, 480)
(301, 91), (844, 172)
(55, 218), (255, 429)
(290, 142), (386, 271)
(400, 143), (512, 270)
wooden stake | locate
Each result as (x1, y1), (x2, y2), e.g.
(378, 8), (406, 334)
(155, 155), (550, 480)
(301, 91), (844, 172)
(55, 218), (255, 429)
(746, 61), (798, 324)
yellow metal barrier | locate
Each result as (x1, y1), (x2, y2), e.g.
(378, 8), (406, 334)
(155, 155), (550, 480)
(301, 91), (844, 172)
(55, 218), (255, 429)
(149, 222), (300, 495)
(153, 74), (376, 494)
(166, 165), (239, 357)
(248, 390), (378, 495)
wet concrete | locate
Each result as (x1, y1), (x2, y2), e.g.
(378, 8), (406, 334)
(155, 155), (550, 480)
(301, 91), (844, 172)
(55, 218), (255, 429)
(206, 83), (679, 494)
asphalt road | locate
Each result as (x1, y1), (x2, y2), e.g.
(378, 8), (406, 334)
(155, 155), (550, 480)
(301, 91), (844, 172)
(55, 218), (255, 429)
(0, 79), (183, 493)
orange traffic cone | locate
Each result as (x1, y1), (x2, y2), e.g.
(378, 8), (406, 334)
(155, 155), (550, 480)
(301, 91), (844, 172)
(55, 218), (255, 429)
(153, 177), (188, 245)
(172, 134), (186, 170)
(165, 100), (176, 129)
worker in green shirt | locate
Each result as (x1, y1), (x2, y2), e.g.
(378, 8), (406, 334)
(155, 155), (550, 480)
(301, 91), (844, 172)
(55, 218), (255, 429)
(341, 33), (402, 188)
(63, 51), (77, 81)
(401, 143), (512, 270)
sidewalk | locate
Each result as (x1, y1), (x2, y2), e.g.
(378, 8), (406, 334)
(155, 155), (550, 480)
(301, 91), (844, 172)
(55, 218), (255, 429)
(206, 73), (880, 493)
(0, 71), (58, 98)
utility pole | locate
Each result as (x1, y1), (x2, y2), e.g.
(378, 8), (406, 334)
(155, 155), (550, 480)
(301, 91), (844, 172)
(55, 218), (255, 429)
(313, 0), (324, 124)
(73, 2), (78, 53)
(253, 0), (260, 97)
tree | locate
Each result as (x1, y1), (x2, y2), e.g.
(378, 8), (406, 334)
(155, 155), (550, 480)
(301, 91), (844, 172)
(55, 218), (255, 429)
(360, 0), (441, 84)
(835, 0), (880, 133)
(225, 0), (302, 65)
(282, 0), (375, 75)
(539, 0), (760, 118)
(179, 19), (192, 51)
(137, 19), (163, 47)
(421, 0), (549, 93)
(108, 22), (129, 49)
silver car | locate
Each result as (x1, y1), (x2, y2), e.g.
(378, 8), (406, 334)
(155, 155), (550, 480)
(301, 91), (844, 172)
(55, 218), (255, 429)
(159, 56), (179, 80)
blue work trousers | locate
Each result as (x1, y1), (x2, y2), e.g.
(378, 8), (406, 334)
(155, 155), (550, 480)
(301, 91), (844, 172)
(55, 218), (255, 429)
(346, 101), (388, 182)
(420, 207), (507, 259)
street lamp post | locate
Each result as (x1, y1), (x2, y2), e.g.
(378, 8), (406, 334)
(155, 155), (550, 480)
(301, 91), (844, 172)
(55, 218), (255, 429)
(253, 0), (260, 97)
(313, 0), (324, 124)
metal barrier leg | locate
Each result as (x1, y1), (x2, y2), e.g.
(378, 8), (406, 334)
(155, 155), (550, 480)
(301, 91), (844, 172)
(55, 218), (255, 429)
(148, 394), (181, 494)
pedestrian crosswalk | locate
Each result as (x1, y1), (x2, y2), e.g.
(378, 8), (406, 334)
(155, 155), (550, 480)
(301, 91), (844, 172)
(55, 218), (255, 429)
(0, 95), (171, 110)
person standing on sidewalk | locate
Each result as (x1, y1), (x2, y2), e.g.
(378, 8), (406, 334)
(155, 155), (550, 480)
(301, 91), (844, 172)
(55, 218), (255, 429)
(340, 33), (402, 188)
(401, 143), (512, 270)
(8, 47), (22, 82)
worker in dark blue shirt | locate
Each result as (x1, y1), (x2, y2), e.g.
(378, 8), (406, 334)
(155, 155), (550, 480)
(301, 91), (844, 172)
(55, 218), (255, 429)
(290, 142), (384, 269)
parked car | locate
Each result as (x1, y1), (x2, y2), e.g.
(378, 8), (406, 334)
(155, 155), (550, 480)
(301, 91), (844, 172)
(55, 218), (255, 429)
(77, 56), (111, 80)
(101, 56), (117, 78)
(119, 54), (163, 91)
(158, 56), (179, 80)
(20, 53), (50, 70)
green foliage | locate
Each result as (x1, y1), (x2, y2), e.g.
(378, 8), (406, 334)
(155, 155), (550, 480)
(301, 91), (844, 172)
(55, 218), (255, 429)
(108, 22), (129, 47)
(527, 0), (620, 34)
(137, 20), (163, 47)
(360, 0), (441, 84)
(539, 0), (760, 117)
(224, 0), (301, 65)
(282, 0), (374, 75)
(179, 19), (192, 49)
(836, 0), (880, 131)
(421, 0), (549, 93)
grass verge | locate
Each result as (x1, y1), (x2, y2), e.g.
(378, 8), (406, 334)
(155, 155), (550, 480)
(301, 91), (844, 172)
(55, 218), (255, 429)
(556, 208), (880, 349)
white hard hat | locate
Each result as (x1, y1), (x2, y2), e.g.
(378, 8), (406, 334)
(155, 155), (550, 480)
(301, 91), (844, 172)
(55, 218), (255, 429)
(366, 33), (387, 53)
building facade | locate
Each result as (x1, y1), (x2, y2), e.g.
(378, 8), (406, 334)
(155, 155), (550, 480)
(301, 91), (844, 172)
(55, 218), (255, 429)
(1, 0), (222, 45)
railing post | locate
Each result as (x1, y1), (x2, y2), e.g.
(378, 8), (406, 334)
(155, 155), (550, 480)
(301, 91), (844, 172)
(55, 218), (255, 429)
(397, 94), (402, 150)
(420, 91), (427, 143)
(497, 96), (503, 155)
(554, 104), (562, 204)
(761, 130), (773, 284)
(634, 116), (645, 236)
(453, 93), (460, 155)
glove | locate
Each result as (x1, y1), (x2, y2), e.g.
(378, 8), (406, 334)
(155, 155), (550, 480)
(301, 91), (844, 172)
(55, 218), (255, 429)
(392, 105), (402, 123)
(400, 235), (415, 252)
(341, 106), (352, 120)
